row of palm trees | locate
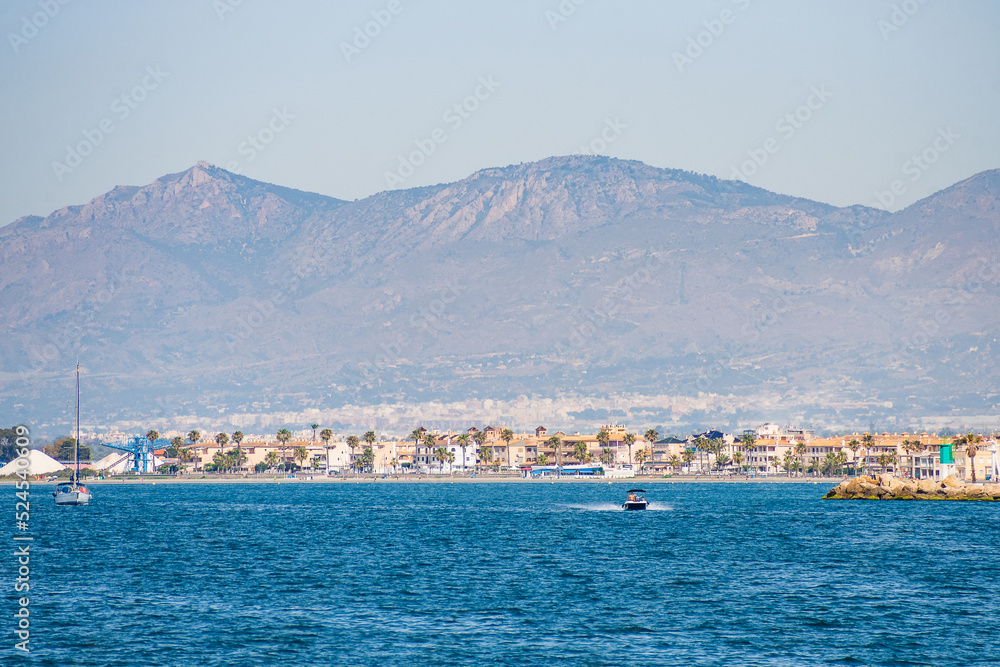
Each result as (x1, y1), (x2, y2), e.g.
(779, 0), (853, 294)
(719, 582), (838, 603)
(149, 423), (993, 479)
(154, 427), (308, 474)
(150, 423), (665, 475)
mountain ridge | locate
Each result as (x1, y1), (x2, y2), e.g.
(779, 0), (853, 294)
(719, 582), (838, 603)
(2, 156), (997, 435)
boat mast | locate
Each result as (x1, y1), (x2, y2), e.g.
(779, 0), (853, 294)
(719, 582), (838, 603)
(75, 362), (80, 485)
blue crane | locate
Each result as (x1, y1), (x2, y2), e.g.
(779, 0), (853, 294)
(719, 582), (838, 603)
(101, 436), (170, 473)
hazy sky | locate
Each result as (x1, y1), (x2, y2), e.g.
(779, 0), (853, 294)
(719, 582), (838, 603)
(2, 0), (998, 225)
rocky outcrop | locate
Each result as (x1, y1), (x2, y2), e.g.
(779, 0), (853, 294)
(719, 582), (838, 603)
(823, 474), (1000, 501)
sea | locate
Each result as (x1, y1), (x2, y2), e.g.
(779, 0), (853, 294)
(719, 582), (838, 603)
(9, 480), (1000, 666)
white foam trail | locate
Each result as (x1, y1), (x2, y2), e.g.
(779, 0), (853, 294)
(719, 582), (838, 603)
(645, 502), (672, 511)
(562, 502), (623, 511)
(560, 502), (672, 512)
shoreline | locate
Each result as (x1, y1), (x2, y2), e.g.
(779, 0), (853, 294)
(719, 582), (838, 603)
(6, 474), (843, 486)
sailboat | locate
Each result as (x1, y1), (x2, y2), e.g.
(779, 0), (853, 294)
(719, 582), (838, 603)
(53, 363), (92, 506)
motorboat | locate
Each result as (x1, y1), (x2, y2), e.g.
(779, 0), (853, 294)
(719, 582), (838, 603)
(623, 488), (648, 510)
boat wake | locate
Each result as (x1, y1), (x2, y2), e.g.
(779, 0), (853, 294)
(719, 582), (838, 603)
(561, 502), (672, 512)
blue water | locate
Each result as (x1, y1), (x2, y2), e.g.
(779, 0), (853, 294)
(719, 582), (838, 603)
(9, 481), (1000, 666)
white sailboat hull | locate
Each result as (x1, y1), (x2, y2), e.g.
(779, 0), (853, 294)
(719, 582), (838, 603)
(54, 487), (91, 506)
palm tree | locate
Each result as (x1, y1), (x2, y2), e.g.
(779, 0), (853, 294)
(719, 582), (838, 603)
(185, 430), (201, 469)
(209, 451), (227, 473)
(479, 445), (493, 472)
(547, 436), (562, 470)
(537, 453), (548, 465)
(635, 448), (648, 470)
(422, 433), (436, 473)
(821, 452), (837, 477)
(362, 446), (376, 473)
(293, 445), (308, 470)
(276, 428), (292, 470)
(229, 448), (247, 474)
(310, 423), (319, 443)
(732, 451), (744, 473)
(572, 441), (588, 464)
(473, 430), (487, 472)
(389, 457), (398, 474)
(168, 436), (184, 457)
(887, 449), (899, 474)
(741, 432), (756, 470)
(231, 431), (244, 472)
(711, 438), (727, 466)
(433, 446), (448, 474)
(846, 439), (862, 475)
(363, 431), (377, 472)
(692, 436), (710, 473)
(681, 449), (695, 472)
(146, 429), (160, 443)
(668, 454), (681, 473)
(264, 450), (278, 472)
(411, 428), (425, 472)
(835, 452), (848, 476)
(320, 428), (333, 472)
(597, 428), (611, 465)
(500, 428), (514, 470)
(782, 450), (796, 477)
(794, 441), (807, 477)
(953, 433), (983, 482)
(861, 433), (876, 476)
(644, 428), (659, 455)
(715, 452), (732, 471)
(346, 435), (361, 473)
(176, 443), (195, 473)
(215, 432), (229, 470)
(623, 432), (636, 465)
(901, 438), (923, 477)
(456, 433), (470, 474)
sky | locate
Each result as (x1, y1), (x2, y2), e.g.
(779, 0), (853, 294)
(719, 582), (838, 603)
(1, 0), (998, 226)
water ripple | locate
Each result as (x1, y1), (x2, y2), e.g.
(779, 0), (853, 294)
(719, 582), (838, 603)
(17, 482), (1000, 666)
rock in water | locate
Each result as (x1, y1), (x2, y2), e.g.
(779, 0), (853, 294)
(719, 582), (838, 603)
(982, 483), (1000, 499)
(824, 474), (997, 501)
(941, 474), (964, 488)
(917, 478), (938, 495)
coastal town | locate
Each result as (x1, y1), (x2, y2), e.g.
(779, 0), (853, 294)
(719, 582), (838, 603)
(12, 423), (998, 484)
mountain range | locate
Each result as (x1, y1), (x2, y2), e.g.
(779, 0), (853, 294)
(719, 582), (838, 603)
(2, 156), (998, 437)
